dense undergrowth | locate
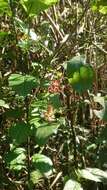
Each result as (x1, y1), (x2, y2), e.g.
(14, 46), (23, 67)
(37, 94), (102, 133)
(0, 0), (107, 189)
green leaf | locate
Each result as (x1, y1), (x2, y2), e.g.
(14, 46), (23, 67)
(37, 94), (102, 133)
(5, 148), (26, 171)
(9, 122), (30, 145)
(15, 17), (38, 41)
(66, 55), (95, 93)
(0, 99), (9, 108)
(9, 74), (39, 97)
(20, 0), (58, 17)
(35, 122), (59, 146)
(63, 179), (83, 190)
(91, 0), (107, 14)
(49, 94), (61, 109)
(66, 55), (94, 93)
(30, 117), (40, 128)
(0, 31), (9, 39)
(29, 99), (47, 128)
(94, 96), (107, 121)
(0, 0), (10, 15)
(79, 168), (107, 183)
(68, 65), (94, 93)
(31, 99), (47, 110)
(5, 108), (23, 119)
(66, 55), (85, 78)
(30, 170), (43, 184)
(32, 154), (53, 177)
(99, 6), (107, 14)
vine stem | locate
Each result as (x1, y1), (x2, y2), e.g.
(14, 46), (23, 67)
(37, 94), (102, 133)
(69, 120), (78, 168)
(25, 96), (31, 182)
(9, 0), (18, 70)
(65, 87), (78, 168)
(44, 11), (64, 41)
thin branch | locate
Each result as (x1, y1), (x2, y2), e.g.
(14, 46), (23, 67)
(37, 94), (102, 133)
(44, 11), (64, 40)
(92, 42), (107, 55)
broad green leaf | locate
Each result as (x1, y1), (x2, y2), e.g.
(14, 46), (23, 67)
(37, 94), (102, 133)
(0, 99), (9, 108)
(94, 96), (107, 121)
(5, 108), (23, 119)
(20, 0), (58, 17)
(79, 168), (100, 182)
(68, 65), (94, 93)
(49, 93), (61, 109)
(9, 74), (39, 97)
(79, 168), (107, 183)
(66, 55), (85, 78)
(30, 170), (43, 184)
(5, 148), (26, 171)
(9, 122), (30, 145)
(32, 154), (53, 177)
(67, 55), (94, 93)
(35, 122), (59, 146)
(63, 179), (83, 190)
(0, 0), (10, 15)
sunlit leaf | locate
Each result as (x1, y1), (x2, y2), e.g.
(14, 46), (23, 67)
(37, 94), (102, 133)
(0, 99), (9, 108)
(66, 55), (85, 78)
(0, 31), (9, 39)
(32, 154), (53, 177)
(15, 17), (38, 41)
(30, 170), (43, 184)
(79, 168), (107, 183)
(20, 0), (58, 17)
(0, 0), (10, 15)
(64, 179), (83, 190)
(94, 96), (107, 121)
(9, 74), (39, 97)
(5, 148), (26, 171)
(35, 122), (59, 146)
(67, 55), (94, 93)
(91, 0), (107, 14)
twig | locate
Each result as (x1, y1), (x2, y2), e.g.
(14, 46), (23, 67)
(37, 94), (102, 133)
(50, 172), (62, 189)
(65, 87), (78, 168)
(92, 41), (107, 55)
(52, 0), (90, 59)
(44, 11), (64, 40)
